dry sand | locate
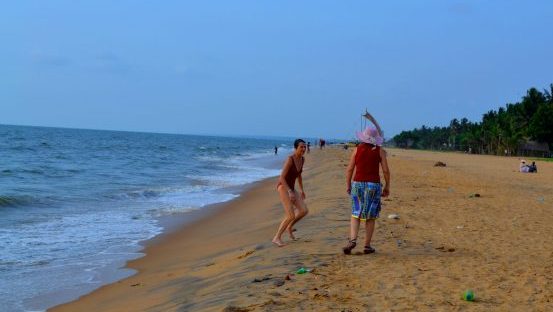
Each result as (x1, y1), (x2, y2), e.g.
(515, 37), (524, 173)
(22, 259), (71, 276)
(51, 148), (553, 311)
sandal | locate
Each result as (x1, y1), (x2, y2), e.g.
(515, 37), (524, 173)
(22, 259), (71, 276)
(342, 239), (357, 255)
(364, 246), (376, 254)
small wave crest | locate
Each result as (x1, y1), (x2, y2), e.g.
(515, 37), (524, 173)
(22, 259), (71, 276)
(106, 189), (162, 200)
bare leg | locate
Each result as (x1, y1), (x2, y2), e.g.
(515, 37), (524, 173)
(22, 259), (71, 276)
(349, 217), (361, 242)
(364, 219), (376, 247)
(343, 217), (361, 254)
(272, 186), (295, 247)
(286, 191), (308, 239)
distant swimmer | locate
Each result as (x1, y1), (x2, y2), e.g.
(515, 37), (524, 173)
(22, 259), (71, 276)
(272, 139), (308, 247)
(274, 145), (278, 155)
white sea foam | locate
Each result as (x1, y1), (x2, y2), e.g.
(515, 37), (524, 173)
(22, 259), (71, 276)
(0, 125), (291, 312)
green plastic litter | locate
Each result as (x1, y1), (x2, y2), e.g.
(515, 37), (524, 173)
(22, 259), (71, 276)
(296, 267), (310, 274)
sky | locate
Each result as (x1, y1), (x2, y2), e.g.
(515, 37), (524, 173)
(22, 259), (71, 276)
(2, 1), (553, 140)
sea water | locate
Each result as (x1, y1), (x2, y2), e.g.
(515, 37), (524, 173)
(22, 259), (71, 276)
(0, 125), (292, 312)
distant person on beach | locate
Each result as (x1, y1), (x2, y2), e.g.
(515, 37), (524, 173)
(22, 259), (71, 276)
(272, 139), (308, 247)
(520, 160), (530, 173)
(343, 117), (390, 255)
(274, 146), (278, 155)
(529, 161), (538, 173)
(307, 142), (311, 153)
(319, 139), (326, 149)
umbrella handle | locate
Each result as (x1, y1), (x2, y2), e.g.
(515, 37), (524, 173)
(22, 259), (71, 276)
(363, 111), (383, 138)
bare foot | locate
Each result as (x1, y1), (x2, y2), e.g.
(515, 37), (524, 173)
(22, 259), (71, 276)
(287, 228), (297, 240)
(272, 239), (286, 247)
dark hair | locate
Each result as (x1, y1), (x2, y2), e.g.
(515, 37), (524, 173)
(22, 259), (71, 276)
(294, 139), (306, 149)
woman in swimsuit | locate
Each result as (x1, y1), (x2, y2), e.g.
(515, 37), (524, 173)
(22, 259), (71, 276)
(272, 139), (308, 247)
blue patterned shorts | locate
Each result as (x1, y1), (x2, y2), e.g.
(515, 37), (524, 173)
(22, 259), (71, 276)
(351, 182), (382, 221)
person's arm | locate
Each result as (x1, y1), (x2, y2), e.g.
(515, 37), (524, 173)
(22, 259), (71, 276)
(297, 174), (305, 199)
(297, 157), (306, 199)
(380, 148), (390, 197)
(279, 157), (296, 201)
(345, 148), (357, 194)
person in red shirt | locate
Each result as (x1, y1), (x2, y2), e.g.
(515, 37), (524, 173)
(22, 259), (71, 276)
(343, 124), (390, 255)
(272, 139), (308, 247)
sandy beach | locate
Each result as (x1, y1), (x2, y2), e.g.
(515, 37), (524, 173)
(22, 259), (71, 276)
(51, 147), (553, 312)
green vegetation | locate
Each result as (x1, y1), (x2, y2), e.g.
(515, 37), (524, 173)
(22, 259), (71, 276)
(529, 157), (553, 162)
(392, 84), (553, 157)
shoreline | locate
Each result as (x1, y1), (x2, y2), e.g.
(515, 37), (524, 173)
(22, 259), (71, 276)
(27, 150), (286, 312)
(29, 178), (280, 312)
(144, 174), (282, 248)
(51, 148), (553, 311)
(49, 156), (291, 312)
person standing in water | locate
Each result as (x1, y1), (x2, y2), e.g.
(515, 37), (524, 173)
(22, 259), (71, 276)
(272, 139), (308, 247)
(343, 113), (390, 255)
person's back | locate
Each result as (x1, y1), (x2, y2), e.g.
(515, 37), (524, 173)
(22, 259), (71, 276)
(353, 143), (381, 183)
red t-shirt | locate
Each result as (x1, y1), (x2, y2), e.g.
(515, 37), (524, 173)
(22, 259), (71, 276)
(353, 143), (381, 183)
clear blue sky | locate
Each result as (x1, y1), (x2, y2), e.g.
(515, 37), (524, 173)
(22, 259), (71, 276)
(2, 1), (552, 140)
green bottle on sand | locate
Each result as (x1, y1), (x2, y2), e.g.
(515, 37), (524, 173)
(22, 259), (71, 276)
(462, 289), (475, 301)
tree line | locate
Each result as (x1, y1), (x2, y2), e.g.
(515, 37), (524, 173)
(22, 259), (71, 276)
(391, 84), (553, 156)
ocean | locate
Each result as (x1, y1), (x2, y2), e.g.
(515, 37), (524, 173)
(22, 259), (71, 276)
(0, 124), (293, 312)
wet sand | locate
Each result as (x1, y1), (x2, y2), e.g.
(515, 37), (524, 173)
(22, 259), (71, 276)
(51, 148), (553, 311)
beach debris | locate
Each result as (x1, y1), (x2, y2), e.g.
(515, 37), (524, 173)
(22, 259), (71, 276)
(254, 244), (265, 250)
(308, 268), (327, 277)
(130, 283), (141, 287)
(456, 225), (464, 229)
(296, 267), (310, 274)
(468, 193), (481, 198)
(273, 279), (285, 287)
(284, 274), (292, 280)
(237, 250), (255, 259)
(434, 161), (447, 167)
(537, 197), (545, 203)
(313, 292), (330, 299)
(461, 289), (475, 301)
(387, 214), (400, 220)
(223, 305), (250, 312)
(436, 246), (456, 252)
(448, 187), (455, 193)
(252, 276), (272, 283)
(396, 239), (403, 247)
